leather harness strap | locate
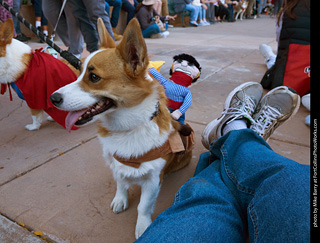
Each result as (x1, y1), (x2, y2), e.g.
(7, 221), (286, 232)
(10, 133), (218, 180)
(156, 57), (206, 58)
(113, 129), (193, 168)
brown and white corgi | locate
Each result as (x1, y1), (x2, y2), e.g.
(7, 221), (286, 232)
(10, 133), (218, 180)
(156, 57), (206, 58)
(50, 18), (194, 238)
(234, 0), (248, 21)
(0, 19), (80, 131)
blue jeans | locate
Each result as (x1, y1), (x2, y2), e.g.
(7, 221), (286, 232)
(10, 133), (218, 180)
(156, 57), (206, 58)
(142, 24), (161, 38)
(136, 129), (310, 242)
(32, 0), (48, 26)
(121, 0), (139, 24)
(13, 0), (22, 34)
(142, 23), (168, 38)
(185, 3), (199, 22)
(105, 0), (122, 28)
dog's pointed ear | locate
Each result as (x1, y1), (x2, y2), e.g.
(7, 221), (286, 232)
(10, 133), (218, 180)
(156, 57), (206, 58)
(97, 18), (115, 49)
(0, 19), (14, 45)
(116, 18), (148, 78)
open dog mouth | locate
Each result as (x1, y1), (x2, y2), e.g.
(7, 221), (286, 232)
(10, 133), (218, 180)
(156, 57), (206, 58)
(65, 97), (116, 131)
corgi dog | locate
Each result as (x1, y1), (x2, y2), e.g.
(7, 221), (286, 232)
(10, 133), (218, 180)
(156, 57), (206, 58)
(234, 0), (248, 21)
(50, 18), (194, 239)
(0, 19), (80, 131)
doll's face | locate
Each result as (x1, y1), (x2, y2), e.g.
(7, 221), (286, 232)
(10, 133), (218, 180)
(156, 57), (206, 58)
(172, 59), (200, 79)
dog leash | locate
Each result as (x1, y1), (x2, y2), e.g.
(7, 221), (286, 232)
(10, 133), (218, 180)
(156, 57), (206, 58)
(0, 83), (24, 101)
(0, 0), (82, 70)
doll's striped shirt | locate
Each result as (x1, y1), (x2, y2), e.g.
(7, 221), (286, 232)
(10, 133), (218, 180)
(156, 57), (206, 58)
(149, 68), (192, 114)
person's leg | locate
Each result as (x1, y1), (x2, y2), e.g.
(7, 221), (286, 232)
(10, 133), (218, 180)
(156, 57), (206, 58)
(104, 1), (110, 15)
(121, 0), (138, 25)
(12, 0), (22, 35)
(258, 0), (266, 14)
(136, 150), (248, 242)
(83, 0), (115, 40)
(246, 0), (254, 17)
(227, 4), (234, 21)
(137, 82), (308, 242)
(67, 0), (99, 53)
(185, 3), (199, 24)
(64, 2), (84, 57)
(210, 129), (310, 242)
(142, 24), (161, 38)
(161, 0), (168, 16)
(42, 0), (69, 45)
(106, 0), (122, 28)
(202, 82), (306, 241)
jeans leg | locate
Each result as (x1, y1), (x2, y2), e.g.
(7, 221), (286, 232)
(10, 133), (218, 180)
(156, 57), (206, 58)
(185, 4), (198, 22)
(136, 129), (310, 242)
(105, 0), (122, 28)
(122, 0), (137, 24)
(12, 0), (22, 34)
(210, 129), (310, 242)
(136, 151), (247, 242)
(142, 24), (160, 38)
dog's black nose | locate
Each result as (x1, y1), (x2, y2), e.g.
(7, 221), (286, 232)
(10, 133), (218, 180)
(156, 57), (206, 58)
(50, 92), (63, 107)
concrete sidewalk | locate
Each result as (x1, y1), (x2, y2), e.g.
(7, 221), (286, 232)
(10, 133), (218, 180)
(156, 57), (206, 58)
(0, 15), (310, 243)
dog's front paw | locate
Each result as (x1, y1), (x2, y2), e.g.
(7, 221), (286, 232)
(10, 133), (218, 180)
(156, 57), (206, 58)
(110, 195), (128, 213)
(25, 123), (41, 131)
(135, 215), (152, 239)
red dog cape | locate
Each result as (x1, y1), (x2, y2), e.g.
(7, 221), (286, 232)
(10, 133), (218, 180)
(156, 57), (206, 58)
(1, 49), (78, 130)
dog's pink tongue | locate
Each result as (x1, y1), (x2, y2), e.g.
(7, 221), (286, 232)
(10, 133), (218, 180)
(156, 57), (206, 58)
(65, 109), (87, 132)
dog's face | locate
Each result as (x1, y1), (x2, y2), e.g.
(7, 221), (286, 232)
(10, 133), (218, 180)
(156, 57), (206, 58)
(50, 18), (151, 131)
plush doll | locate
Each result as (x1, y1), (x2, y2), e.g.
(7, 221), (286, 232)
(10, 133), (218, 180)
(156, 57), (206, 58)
(149, 53), (201, 133)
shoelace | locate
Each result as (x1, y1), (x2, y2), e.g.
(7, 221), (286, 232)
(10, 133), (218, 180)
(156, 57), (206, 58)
(223, 95), (256, 125)
(251, 105), (281, 137)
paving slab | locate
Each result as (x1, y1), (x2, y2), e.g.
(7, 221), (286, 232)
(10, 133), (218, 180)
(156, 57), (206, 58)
(0, 215), (45, 243)
(0, 15), (310, 242)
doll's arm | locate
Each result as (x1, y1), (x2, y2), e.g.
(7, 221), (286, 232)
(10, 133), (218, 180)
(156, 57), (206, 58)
(148, 67), (168, 86)
(178, 90), (192, 115)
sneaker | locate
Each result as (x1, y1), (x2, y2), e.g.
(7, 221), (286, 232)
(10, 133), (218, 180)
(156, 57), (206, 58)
(189, 21), (198, 27)
(162, 31), (170, 38)
(14, 33), (29, 43)
(198, 20), (206, 26)
(251, 86), (300, 141)
(201, 82), (263, 149)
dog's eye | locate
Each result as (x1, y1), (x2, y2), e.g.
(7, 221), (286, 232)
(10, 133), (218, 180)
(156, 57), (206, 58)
(89, 73), (101, 83)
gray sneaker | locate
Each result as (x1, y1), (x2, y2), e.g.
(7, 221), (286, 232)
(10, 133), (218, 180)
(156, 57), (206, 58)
(201, 82), (263, 149)
(251, 86), (300, 141)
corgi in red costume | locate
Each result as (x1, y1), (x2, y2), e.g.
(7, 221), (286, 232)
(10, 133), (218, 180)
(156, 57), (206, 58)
(0, 19), (79, 130)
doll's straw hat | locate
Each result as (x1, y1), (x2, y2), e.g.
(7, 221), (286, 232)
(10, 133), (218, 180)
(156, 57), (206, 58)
(142, 0), (156, 5)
